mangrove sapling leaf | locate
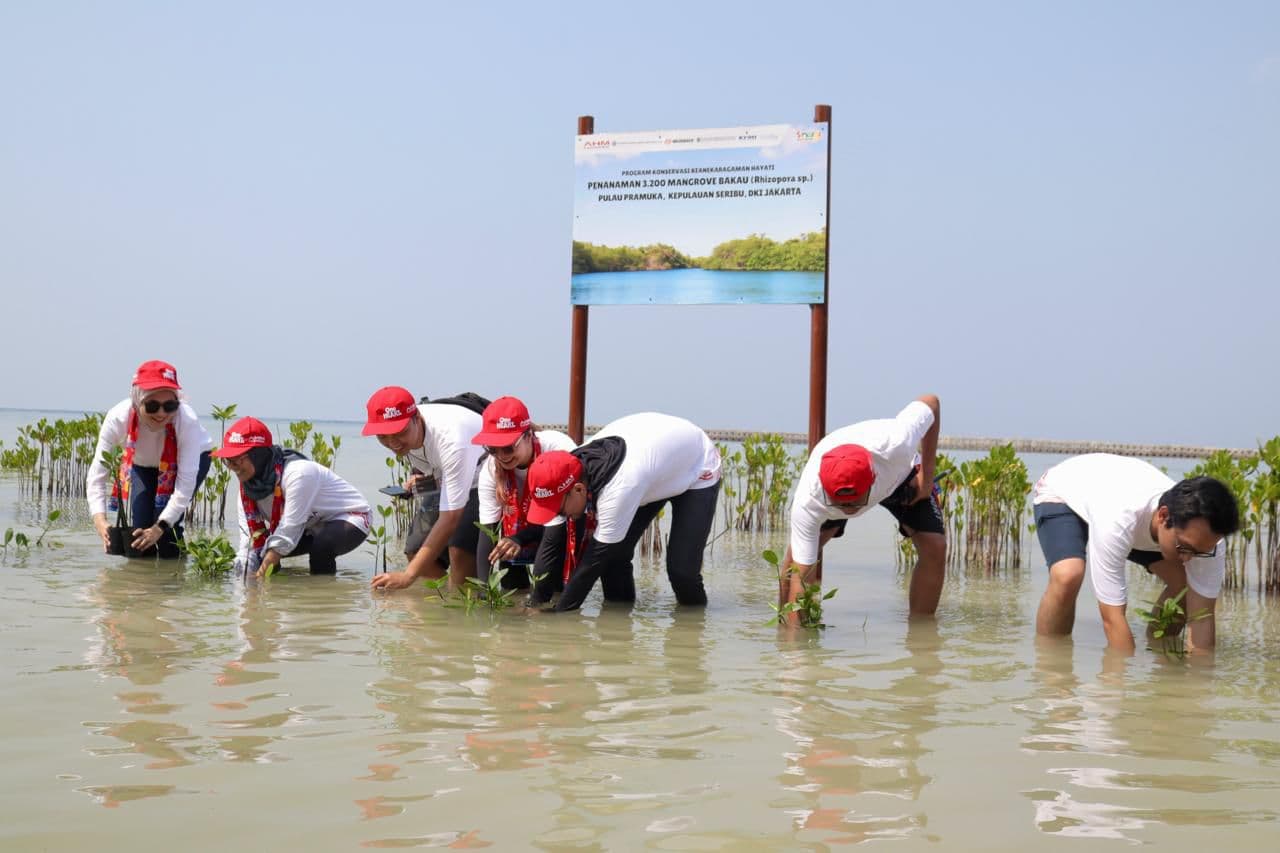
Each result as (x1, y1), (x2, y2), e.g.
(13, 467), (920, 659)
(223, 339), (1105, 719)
(423, 576), (449, 601)
(178, 532), (238, 577)
(763, 548), (831, 629)
(474, 521), (499, 545)
(368, 505), (395, 573)
(99, 446), (130, 527)
(34, 509), (61, 548)
(1135, 588), (1209, 658)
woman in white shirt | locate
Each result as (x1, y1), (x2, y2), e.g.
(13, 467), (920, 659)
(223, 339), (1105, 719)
(214, 416), (371, 578)
(86, 360), (213, 557)
(470, 396), (576, 585)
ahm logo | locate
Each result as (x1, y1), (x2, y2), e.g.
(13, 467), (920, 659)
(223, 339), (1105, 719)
(583, 138), (612, 149)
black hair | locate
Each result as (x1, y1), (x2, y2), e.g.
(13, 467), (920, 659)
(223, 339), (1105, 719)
(1158, 476), (1240, 536)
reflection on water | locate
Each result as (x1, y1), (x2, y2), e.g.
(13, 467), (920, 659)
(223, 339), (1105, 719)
(1, 463), (1279, 850)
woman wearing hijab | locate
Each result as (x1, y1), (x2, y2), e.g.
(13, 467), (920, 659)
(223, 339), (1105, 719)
(214, 416), (371, 578)
(470, 396), (576, 584)
(86, 360), (214, 557)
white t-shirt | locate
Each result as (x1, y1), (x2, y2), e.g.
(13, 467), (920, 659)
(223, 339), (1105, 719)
(404, 404), (485, 512)
(588, 413), (721, 545)
(86, 398), (215, 527)
(236, 459), (372, 561)
(1033, 453), (1225, 606)
(477, 429), (577, 525)
(788, 401), (935, 565)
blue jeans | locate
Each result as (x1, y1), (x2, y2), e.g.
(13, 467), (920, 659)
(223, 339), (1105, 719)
(130, 450), (212, 547)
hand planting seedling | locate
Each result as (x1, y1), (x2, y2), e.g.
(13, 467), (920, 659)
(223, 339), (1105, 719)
(764, 548), (835, 629)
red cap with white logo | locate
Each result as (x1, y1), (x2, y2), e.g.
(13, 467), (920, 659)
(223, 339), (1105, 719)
(818, 444), (876, 503)
(362, 386), (418, 436)
(213, 417), (274, 458)
(132, 360), (181, 391)
(471, 396), (532, 447)
(525, 450), (584, 524)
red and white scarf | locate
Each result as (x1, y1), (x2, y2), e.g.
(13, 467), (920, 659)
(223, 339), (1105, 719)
(499, 435), (543, 538)
(241, 459), (285, 554)
(110, 408), (178, 512)
(563, 494), (597, 584)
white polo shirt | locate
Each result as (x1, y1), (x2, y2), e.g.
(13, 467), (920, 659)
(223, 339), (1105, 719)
(86, 398), (215, 527)
(477, 429), (578, 525)
(588, 413), (721, 545)
(1033, 453), (1225, 606)
(788, 401), (935, 566)
(236, 460), (372, 562)
(404, 404), (486, 512)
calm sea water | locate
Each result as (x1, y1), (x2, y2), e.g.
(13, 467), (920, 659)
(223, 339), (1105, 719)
(2, 409), (1278, 851)
(571, 268), (825, 305)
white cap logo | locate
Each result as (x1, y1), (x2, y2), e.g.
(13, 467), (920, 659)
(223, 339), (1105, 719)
(228, 432), (245, 444)
(162, 368), (176, 381)
(534, 486), (555, 498)
(496, 416), (516, 429)
(383, 406), (403, 419)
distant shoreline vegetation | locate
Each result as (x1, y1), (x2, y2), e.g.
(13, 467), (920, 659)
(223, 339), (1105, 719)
(572, 231), (826, 274)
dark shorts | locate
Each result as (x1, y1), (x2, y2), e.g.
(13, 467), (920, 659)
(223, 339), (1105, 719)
(404, 487), (481, 561)
(1033, 502), (1162, 569)
(821, 467), (946, 540)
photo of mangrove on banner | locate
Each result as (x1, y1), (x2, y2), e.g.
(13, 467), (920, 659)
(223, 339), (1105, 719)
(572, 123), (829, 305)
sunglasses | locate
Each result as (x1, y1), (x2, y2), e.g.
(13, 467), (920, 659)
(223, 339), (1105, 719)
(485, 432), (529, 455)
(142, 399), (180, 414)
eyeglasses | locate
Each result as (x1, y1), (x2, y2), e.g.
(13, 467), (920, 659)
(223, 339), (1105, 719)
(1174, 539), (1218, 559)
(485, 432), (529, 455)
(142, 400), (180, 414)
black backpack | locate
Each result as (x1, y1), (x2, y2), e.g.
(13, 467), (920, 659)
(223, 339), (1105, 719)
(418, 392), (491, 417)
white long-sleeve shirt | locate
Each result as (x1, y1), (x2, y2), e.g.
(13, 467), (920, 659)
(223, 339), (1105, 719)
(235, 459), (372, 562)
(588, 413), (721, 545)
(86, 398), (214, 527)
(477, 429), (578, 525)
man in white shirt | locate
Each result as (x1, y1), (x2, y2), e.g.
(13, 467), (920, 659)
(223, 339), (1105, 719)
(782, 395), (945, 621)
(523, 412), (721, 611)
(1033, 454), (1240, 653)
(363, 386), (485, 591)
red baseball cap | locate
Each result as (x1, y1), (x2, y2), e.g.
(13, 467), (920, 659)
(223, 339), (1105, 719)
(471, 396), (532, 447)
(525, 450), (584, 524)
(132, 360), (181, 391)
(213, 417), (273, 458)
(362, 386), (418, 436)
(819, 444), (876, 503)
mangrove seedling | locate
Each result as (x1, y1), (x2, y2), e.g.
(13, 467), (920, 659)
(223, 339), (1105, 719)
(368, 504), (395, 574)
(178, 531), (238, 578)
(764, 548), (835, 629)
(33, 509), (61, 548)
(423, 575), (449, 602)
(99, 445), (130, 528)
(1135, 588), (1210, 659)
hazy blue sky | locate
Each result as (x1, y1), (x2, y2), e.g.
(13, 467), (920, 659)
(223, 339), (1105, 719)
(1, 1), (1276, 447)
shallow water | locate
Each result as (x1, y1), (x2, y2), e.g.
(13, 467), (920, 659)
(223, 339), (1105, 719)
(2, 412), (1279, 850)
